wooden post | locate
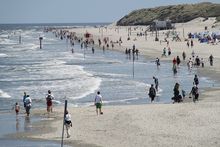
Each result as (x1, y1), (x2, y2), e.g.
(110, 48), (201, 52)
(39, 37), (43, 49)
(19, 35), (22, 44)
(61, 100), (67, 147)
(132, 49), (135, 78)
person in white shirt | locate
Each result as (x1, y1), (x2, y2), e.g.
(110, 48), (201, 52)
(94, 91), (103, 115)
(25, 95), (32, 116)
(65, 110), (72, 138)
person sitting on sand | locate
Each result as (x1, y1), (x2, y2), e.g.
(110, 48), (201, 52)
(94, 91), (103, 115)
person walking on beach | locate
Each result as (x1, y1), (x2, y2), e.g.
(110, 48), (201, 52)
(65, 110), (72, 138)
(168, 47), (171, 56)
(25, 95), (32, 116)
(23, 92), (27, 108)
(182, 51), (186, 60)
(194, 75), (199, 86)
(172, 57), (177, 67)
(153, 76), (159, 92)
(172, 83), (182, 103)
(92, 47), (95, 54)
(187, 41), (190, 48)
(190, 84), (199, 103)
(209, 54), (214, 66)
(46, 90), (54, 113)
(191, 39), (194, 47)
(201, 58), (204, 67)
(155, 57), (160, 67)
(12, 102), (20, 115)
(94, 91), (103, 115)
(148, 84), (156, 103)
(176, 56), (181, 66)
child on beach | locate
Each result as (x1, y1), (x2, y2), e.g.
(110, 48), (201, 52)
(12, 102), (20, 115)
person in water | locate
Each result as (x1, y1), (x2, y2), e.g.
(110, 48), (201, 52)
(148, 84), (156, 103)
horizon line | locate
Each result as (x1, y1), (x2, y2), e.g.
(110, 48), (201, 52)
(0, 22), (112, 25)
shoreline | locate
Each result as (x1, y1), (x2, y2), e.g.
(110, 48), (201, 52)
(4, 18), (220, 147)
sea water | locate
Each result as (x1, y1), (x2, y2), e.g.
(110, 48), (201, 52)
(0, 23), (217, 111)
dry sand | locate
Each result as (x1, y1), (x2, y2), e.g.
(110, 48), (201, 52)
(24, 18), (220, 147)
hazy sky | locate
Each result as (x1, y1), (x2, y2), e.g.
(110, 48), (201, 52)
(0, 0), (219, 24)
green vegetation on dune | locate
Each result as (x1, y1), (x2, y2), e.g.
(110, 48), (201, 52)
(117, 2), (220, 26)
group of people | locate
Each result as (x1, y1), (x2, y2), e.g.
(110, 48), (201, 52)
(148, 74), (200, 103)
(171, 74), (200, 103)
(14, 90), (54, 117)
(12, 90), (104, 138)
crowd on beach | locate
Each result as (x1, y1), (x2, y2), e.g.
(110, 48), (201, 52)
(43, 25), (217, 105)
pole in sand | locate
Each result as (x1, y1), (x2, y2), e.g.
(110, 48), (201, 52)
(61, 100), (67, 147)
(132, 49), (135, 78)
(19, 35), (22, 44)
(39, 37), (43, 49)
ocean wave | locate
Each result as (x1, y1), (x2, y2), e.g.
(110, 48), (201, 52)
(0, 53), (8, 57)
(0, 89), (11, 98)
(0, 38), (17, 45)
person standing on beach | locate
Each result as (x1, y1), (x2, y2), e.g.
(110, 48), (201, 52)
(172, 57), (177, 67)
(148, 84), (156, 103)
(155, 57), (160, 67)
(94, 91), (103, 115)
(176, 56), (181, 66)
(190, 84), (199, 103)
(23, 92), (27, 108)
(92, 47), (95, 54)
(209, 54), (214, 66)
(25, 95), (32, 116)
(172, 83), (182, 103)
(46, 90), (54, 113)
(65, 110), (72, 138)
(194, 75), (199, 86)
(191, 39), (194, 47)
(12, 102), (20, 115)
(182, 51), (186, 60)
(153, 77), (159, 92)
(187, 41), (190, 48)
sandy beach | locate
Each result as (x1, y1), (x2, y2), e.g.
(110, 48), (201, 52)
(13, 17), (220, 147)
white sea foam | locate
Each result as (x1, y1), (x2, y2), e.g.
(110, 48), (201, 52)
(0, 53), (8, 57)
(0, 38), (17, 45)
(0, 89), (11, 98)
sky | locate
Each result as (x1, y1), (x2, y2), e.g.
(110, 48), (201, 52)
(0, 0), (219, 24)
